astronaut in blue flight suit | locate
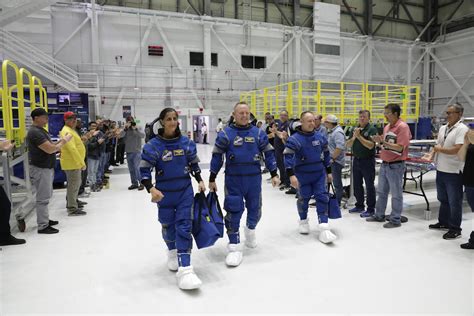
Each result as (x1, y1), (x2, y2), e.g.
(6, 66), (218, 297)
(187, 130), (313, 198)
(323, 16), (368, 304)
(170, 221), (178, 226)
(208, 102), (280, 267)
(140, 108), (206, 290)
(284, 111), (338, 244)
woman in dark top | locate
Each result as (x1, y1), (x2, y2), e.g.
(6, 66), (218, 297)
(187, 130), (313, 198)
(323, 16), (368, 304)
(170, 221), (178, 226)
(458, 127), (474, 249)
(266, 121), (276, 147)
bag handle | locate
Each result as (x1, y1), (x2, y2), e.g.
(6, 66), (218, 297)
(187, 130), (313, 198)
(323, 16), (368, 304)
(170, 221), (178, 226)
(194, 192), (209, 232)
(327, 183), (336, 194)
(209, 191), (224, 218)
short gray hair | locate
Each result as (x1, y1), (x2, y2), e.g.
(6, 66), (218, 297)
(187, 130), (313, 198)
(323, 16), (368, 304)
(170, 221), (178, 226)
(448, 103), (464, 115)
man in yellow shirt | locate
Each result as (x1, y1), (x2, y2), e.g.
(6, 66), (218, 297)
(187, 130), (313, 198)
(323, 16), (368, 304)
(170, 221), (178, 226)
(60, 112), (87, 216)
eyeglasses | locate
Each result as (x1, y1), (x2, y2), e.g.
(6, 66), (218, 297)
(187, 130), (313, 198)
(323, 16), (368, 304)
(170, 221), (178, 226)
(446, 111), (460, 115)
(383, 112), (392, 115)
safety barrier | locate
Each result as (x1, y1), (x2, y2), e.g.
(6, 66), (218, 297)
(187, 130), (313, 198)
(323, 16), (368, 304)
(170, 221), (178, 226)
(1, 60), (48, 145)
(240, 80), (420, 123)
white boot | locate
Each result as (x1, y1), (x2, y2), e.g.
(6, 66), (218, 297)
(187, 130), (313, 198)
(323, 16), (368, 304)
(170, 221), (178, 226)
(244, 227), (257, 248)
(298, 219), (310, 234)
(176, 266), (202, 290)
(167, 249), (179, 271)
(318, 223), (337, 244)
(225, 243), (243, 267)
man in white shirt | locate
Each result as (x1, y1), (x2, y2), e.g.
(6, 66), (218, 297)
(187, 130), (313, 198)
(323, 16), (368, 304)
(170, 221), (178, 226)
(425, 103), (468, 239)
(216, 118), (224, 133)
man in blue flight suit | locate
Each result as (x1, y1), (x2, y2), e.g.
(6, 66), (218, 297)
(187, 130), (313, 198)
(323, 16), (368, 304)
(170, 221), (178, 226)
(284, 111), (338, 244)
(209, 102), (280, 267)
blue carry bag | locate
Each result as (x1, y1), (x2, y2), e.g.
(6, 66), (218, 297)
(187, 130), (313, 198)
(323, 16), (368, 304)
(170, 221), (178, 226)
(206, 191), (225, 237)
(192, 192), (221, 249)
(328, 184), (342, 219)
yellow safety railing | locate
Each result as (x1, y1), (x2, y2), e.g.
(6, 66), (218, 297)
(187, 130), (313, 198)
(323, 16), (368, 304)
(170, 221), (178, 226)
(240, 80), (420, 124)
(1, 60), (48, 146)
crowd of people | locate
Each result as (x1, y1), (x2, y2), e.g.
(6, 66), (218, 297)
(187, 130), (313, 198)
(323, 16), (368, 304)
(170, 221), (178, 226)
(0, 109), (145, 241)
(1, 101), (473, 291)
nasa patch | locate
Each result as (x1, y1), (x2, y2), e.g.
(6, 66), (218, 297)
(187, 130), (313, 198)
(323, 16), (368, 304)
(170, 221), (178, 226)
(312, 140), (320, 146)
(233, 136), (244, 146)
(161, 150), (173, 161)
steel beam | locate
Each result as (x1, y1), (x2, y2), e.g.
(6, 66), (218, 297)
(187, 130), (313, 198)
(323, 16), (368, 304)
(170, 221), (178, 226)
(132, 19), (153, 66)
(373, 1), (397, 36)
(340, 43), (367, 81)
(203, 0), (211, 16)
(400, 0), (421, 34)
(444, 68), (474, 109)
(53, 16), (90, 57)
(256, 33), (295, 82)
(264, 0), (268, 23)
(429, 50), (474, 107)
(301, 11), (312, 27)
(293, 0), (300, 27)
(187, 0), (201, 15)
(210, 25), (253, 83)
(342, 0), (365, 35)
(272, 0), (293, 26)
(234, 0), (238, 19)
(365, 0), (373, 36)
(373, 46), (395, 83)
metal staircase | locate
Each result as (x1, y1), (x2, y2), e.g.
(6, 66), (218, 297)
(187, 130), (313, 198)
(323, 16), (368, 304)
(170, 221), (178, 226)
(0, 28), (100, 94)
(0, 0), (61, 27)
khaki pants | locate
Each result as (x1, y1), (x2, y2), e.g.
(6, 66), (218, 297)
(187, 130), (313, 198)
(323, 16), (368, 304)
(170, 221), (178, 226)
(30, 166), (54, 230)
(65, 169), (82, 212)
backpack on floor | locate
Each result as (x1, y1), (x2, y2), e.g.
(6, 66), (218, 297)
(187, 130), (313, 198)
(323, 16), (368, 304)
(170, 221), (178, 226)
(206, 191), (225, 237)
(192, 192), (221, 249)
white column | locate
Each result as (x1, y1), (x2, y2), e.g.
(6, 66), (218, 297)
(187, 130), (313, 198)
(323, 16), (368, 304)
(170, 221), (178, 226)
(365, 39), (373, 82)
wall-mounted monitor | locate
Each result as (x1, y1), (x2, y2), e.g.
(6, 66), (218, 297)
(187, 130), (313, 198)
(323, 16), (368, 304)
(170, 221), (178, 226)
(57, 93), (70, 106)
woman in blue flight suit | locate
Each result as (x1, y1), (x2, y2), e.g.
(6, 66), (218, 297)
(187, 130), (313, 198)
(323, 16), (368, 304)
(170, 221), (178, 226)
(140, 108), (206, 290)
(209, 102), (280, 267)
(284, 111), (338, 244)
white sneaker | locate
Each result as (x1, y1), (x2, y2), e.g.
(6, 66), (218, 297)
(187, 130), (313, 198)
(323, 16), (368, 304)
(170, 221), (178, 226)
(298, 219), (310, 234)
(167, 249), (179, 271)
(318, 223), (337, 244)
(176, 266), (202, 290)
(225, 243), (243, 267)
(244, 227), (257, 248)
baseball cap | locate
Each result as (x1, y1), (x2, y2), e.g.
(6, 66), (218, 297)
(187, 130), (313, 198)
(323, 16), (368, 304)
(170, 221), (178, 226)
(63, 111), (77, 120)
(31, 108), (48, 119)
(324, 114), (338, 124)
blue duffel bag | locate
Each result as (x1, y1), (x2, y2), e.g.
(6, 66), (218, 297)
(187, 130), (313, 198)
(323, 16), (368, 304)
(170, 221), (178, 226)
(192, 192), (221, 249)
(328, 184), (342, 219)
(206, 191), (225, 237)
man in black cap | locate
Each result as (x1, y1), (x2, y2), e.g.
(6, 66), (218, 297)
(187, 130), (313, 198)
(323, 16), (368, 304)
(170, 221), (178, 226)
(0, 140), (26, 246)
(25, 108), (72, 234)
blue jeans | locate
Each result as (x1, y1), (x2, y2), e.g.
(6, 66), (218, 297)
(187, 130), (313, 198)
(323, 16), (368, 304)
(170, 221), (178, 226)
(353, 157), (376, 210)
(87, 158), (99, 186)
(126, 152), (142, 186)
(331, 162), (343, 205)
(437, 171), (463, 232)
(374, 162), (405, 224)
(96, 152), (108, 184)
(465, 186), (474, 212)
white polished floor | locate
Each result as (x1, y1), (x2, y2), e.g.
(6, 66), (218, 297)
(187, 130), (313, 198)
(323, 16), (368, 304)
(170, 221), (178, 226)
(1, 144), (473, 315)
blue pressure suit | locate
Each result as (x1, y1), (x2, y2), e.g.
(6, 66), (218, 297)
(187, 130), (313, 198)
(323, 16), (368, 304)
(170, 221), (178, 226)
(140, 130), (202, 267)
(210, 123), (278, 244)
(284, 127), (332, 223)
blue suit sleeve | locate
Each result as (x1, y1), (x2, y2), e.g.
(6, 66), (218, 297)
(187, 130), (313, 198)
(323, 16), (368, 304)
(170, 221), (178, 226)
(283, 136), (299, 177)
(209, 130), (230, 181)
(258, 130), (278, 177)
(321, 136), (331, 173)
(185, 139), (202, 182)
(140, 142), (159, 191)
